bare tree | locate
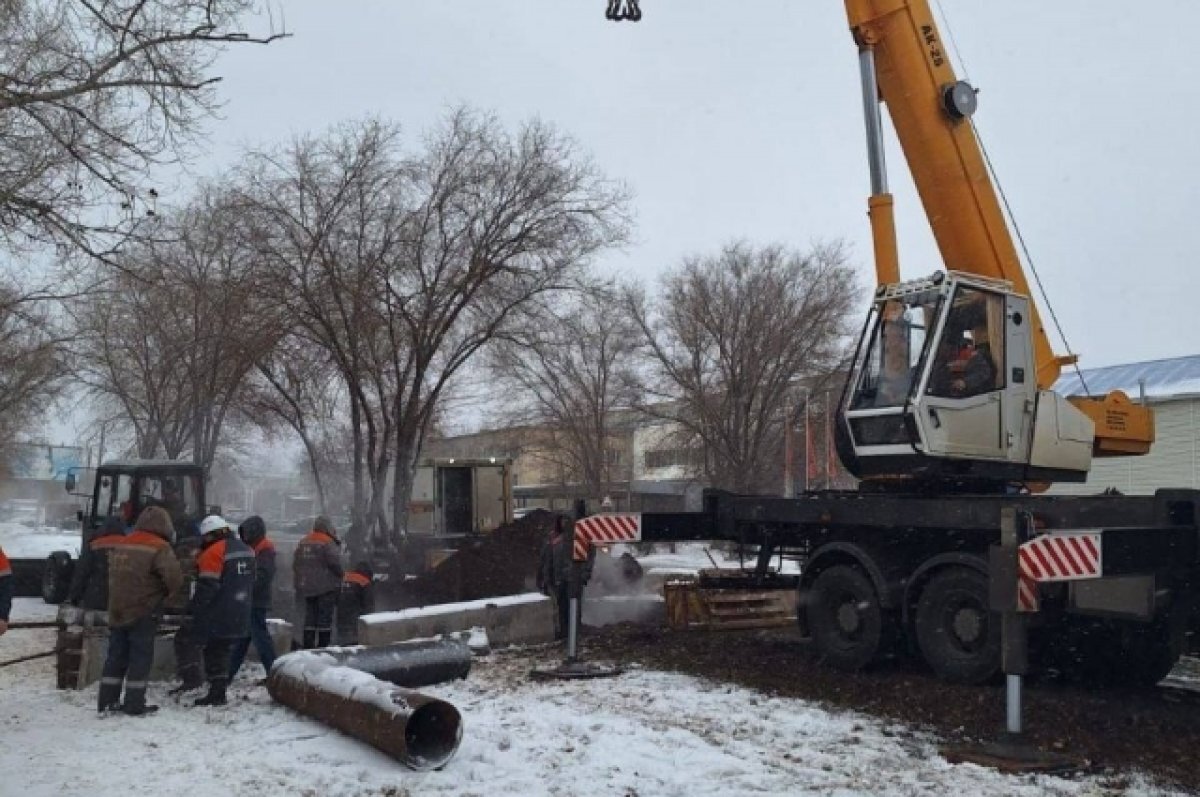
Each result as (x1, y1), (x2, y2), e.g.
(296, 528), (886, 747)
(628, 241), (858, 494)
(487, 283), (640, 499)
(70, 188), (283, 471)
(236, 111), (631, 552)
(0, 0), (286, 258)
(0, 280), (68, 465)
(241, 336), (345, 514)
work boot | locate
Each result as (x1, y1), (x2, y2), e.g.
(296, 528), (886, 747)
(168, 679), (204, 696)
(121, 703), (159, 716)
(193, 680), (227, 707)
(97, 681), (122, 713)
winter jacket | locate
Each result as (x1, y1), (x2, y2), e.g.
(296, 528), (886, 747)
(0, 545), (12, 623)
(107, 508), (184, 628)
(190, 534), (254, 640)
(68, 518), (126, 611)
(165, 533), (203, 613)
(537, 520), (595, 592)
(293, 531), (343, 598)
(337, 571), (374, 629)
(238, 516), (276, 610)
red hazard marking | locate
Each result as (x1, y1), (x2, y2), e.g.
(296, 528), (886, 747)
(573, 514), (642, 560)
(1017, 574), (1039, 613)
(1018, 532), (1102, 582)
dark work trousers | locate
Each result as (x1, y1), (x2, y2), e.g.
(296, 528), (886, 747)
(173, 617), (205, 689)
(302, 592), (337, 649)
(229, 608), (276, 679)
(552, 583), (571, 643)
(202, 637), (235, 686)
(98, 615), (158, 712)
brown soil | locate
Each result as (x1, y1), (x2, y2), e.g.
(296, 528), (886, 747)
(584, 623), (1200, 793)
(386, 509), (557, 608)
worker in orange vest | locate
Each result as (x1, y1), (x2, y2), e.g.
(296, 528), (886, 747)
(0, 544), (12, 637)
(336, 563), (374, 645)
(292, 516), (343, 649)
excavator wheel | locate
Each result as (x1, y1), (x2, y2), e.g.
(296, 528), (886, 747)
(914, 567), (1000, 685)
(807, 565), (892, 672)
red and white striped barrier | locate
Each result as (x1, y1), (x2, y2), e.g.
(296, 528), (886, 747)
(1016, 573), (1039, 613)
(572, 513), (642, 560)
(1018, 532), (1102, 583)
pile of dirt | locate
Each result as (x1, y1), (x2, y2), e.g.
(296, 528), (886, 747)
(586, 624), (1200, 793)
(394, 509), (558, 607)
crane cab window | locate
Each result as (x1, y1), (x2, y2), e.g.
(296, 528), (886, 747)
(926, 287), (1005, 399)
(851, 290), (940, 410)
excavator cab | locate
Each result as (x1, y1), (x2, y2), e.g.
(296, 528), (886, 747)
(840, 271), (1094, 490)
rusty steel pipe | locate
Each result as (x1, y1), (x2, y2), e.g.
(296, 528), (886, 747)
(313, 639), (473, 688)
(268, 652), (462, 770)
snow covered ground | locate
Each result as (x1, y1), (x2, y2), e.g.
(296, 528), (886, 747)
(0, 600), (1184, 797)
(0, 520), (81, 559)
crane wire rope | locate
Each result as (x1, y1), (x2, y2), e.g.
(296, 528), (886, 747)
(933, 1), (1092, 396)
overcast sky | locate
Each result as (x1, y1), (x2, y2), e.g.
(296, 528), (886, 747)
(187, 0), (1197, 370)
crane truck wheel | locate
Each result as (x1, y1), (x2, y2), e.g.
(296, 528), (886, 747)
(807, 565), (891, 672)
(914, 567), (1000, 685)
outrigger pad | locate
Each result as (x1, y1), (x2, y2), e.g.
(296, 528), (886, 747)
(530, 659), (624, 681)
(941, 738), (1089, 774)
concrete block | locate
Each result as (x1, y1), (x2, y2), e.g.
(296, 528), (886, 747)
(360, 592), (555, 647)
(78, 629), (177, 689)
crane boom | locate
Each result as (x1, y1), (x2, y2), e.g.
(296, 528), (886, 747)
(843, 0), (1153, 458)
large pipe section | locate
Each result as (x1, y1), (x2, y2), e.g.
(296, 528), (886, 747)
(267, 650), (464, 771)
(315, 639), (473, 688)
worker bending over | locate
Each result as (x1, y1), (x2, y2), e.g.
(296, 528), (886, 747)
(336, 562), (375, 645)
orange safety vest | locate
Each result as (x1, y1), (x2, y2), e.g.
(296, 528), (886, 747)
(343, 571), (370, 588)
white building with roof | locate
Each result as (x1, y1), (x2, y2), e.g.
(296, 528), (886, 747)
(1053, 354), (1200, 493)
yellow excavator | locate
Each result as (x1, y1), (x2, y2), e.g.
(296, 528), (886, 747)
(837, 0), (1153, 491)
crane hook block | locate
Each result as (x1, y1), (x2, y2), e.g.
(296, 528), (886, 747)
(942, 81), (978, 120)
(606, 0), (642, 21)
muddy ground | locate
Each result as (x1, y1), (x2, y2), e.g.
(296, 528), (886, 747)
(581, 624), (1200, 793)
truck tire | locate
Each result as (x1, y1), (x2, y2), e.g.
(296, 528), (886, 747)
(807, 565), (888, 672)
(914, 567), (1000, 684)
(42, 551), (74, 605)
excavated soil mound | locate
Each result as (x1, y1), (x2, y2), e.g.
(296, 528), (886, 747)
(390, 510), (557, 607)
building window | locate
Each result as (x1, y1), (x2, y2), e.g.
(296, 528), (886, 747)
(644, 448), (696, 470)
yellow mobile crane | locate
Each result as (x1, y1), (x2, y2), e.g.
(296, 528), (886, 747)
(608, 1), (1199, 686)
(838, 0), (1153, 490)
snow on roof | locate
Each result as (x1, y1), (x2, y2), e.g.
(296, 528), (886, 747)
(1053, 354), (1200, 400)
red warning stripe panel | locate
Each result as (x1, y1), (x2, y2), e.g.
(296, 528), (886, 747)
(1018, 532), (1102, 582)
(1017, 574), (1039, 613)
(573, 514), (643, 560)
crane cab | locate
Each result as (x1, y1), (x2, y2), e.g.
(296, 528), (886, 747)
(839, 271), (1094, 490)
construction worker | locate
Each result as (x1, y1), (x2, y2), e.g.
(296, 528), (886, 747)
(293, 515), (343, 649)
(67, 516), (126, 617)
(228, 515), (277, 680)
(336, 562), (374, 645)
(98, 506), (183, 715)
(538, 515), (594, 641)
(0, 544), (12, 637)
(188, 515), (254, 707)
(168, 520), (205, 694)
